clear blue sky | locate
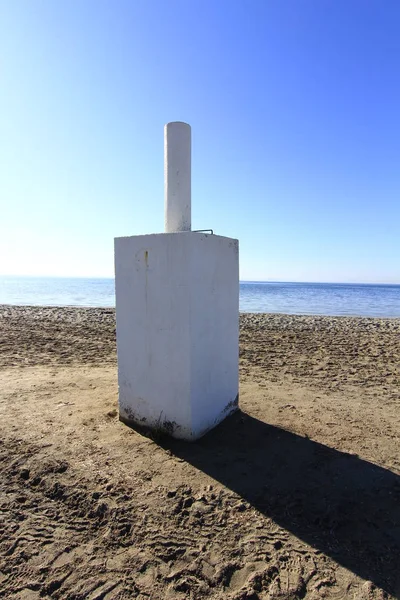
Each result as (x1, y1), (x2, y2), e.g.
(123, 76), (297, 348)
(0, 1), (399, 282)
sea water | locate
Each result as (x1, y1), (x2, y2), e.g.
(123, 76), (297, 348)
(0, 277), (399, 318)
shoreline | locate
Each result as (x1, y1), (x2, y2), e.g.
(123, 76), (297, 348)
(2, 302), (400, 317)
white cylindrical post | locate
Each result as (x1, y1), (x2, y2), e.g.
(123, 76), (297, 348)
(164, 122), (191, 233)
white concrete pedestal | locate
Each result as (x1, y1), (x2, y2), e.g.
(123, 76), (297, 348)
(114, 232), (239, 440)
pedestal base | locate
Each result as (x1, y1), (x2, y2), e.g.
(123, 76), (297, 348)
(114, 232), (239, 440)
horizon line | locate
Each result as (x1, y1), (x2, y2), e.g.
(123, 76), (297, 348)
(1, 274), (400, 286)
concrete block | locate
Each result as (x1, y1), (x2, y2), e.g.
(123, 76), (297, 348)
(114, 231), (239, 440)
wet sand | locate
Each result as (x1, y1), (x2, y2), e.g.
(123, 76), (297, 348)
(0, 306), (399, 599)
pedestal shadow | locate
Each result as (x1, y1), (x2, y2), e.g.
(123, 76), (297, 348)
(161, 410), (400, 597)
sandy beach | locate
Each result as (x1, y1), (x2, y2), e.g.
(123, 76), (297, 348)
(0, 306), (399, 599)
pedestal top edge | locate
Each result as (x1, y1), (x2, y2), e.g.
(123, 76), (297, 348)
(114, 232), (238, 244)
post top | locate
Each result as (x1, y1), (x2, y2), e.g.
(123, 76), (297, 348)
(165, 121), (191, 128)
